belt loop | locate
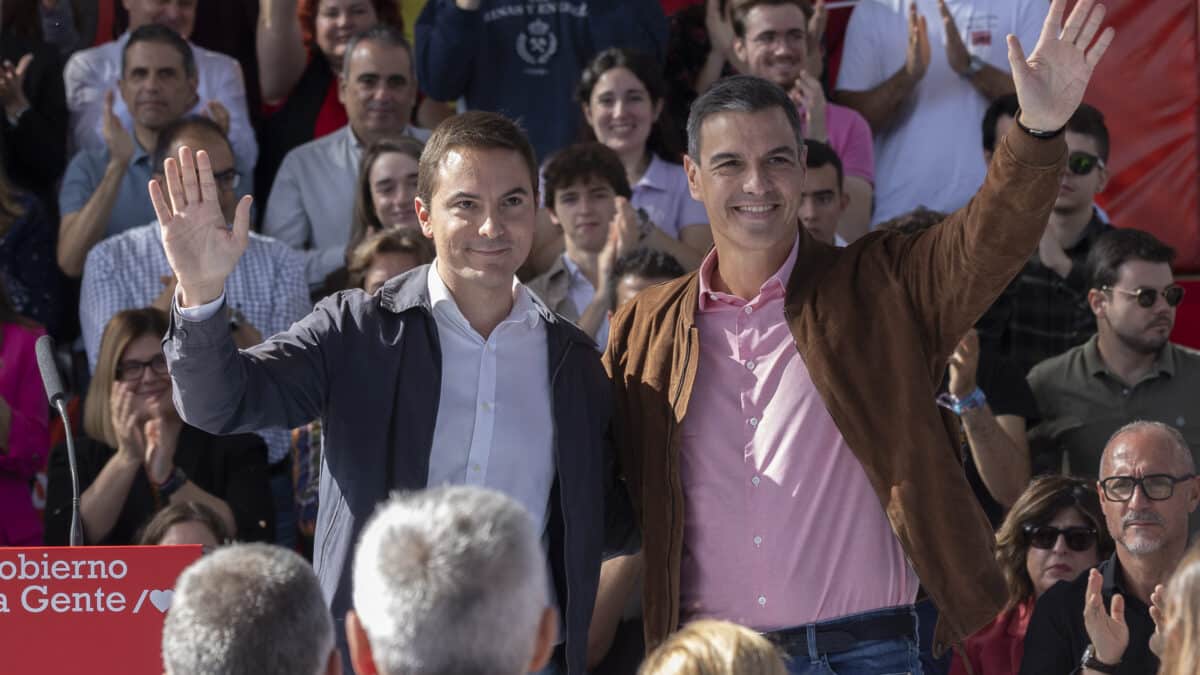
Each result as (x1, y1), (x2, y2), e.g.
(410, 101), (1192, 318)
(805, 623), (818, 663)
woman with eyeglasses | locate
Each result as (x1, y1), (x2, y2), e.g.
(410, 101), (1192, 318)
(950, 475), (1112, 675)
(44, 308), (274, 546)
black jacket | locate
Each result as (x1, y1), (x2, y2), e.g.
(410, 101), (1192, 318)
(163, 265), (634, 674)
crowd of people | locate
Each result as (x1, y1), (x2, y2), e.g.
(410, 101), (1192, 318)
(1, 0), (1198, 674)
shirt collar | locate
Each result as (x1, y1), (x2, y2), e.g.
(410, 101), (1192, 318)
(697, 234), (799, 312)
(426, 260), (541, 336)
(1083, 335), (1176, 380)
(634, 154), (671, 192)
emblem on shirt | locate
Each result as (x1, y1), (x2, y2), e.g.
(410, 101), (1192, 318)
(517, 19), (558, 67)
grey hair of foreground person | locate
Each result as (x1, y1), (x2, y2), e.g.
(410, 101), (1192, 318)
(347, 485), (558, 675)
(685, 74), (804, 161)
(162, 542), (339, 675)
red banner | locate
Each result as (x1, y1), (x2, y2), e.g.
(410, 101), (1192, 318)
(0, 546), (201, 675)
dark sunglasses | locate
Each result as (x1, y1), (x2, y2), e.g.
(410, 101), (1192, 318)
(1067, 151), (1105, 176)
(1023, 524), (1098, 552)
(1102, 285), (1185, 308)
(115, 354), (169, 382)
(1099, 473), (1196, 502)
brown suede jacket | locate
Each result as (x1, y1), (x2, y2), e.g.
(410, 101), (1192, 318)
(603, 128), (1066, 655)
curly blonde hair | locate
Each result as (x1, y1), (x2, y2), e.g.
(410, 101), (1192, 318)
(639, 620), (788, 675)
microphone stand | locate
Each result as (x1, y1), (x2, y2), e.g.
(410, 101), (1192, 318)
(52, 397), (84, 547)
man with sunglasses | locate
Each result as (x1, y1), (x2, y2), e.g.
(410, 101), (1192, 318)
(1019, 421), (1199, 675)
(1028, 229), (1200, 531)
(977, 103), (1113, 376)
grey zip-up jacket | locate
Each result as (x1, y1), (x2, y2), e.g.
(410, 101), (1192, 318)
(163, 264), (633, 674)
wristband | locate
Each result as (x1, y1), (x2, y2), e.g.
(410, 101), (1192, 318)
(1080, 644), (1120, 674)
(936, 387), (987, 415)
(1014, 108), (1065, 139)
(156, 466), (188, 499)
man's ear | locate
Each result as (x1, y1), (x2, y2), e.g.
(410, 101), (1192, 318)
(526, 607), (558, 673)
(683, 154), (702, 202)
(346, 610), (379, 675)
(1087, 288), (1107, 318)
(417, 198), (434, 239)
(732, 37), (748, 66)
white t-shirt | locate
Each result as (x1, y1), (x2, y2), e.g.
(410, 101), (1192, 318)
(836, 0), (1044, 226)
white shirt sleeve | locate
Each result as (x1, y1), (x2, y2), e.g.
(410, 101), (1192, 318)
(836, 2), (889, 92)
(175, 290), (227, 322)
(64, 49), (111, 156)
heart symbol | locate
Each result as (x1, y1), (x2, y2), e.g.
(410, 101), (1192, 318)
(149, 590), (174, 613)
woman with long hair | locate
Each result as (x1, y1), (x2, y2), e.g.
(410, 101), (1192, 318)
(43, 308), (274, 545)
(348, 136), (425, 254)
(0, 275), (48, 546)
(578, 47), (712, 270)
(1156, 542), (1200, 675)
(950, 476), (1113, 675)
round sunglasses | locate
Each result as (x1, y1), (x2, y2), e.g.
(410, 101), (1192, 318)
(1067, 151), (1106, 176)
(1101, 285), (1185, 308)
(1023, 524), (1098, 552)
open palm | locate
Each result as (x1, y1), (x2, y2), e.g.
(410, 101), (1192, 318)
(150, 147), (253, 307)
(1008, 0), (1115, 132)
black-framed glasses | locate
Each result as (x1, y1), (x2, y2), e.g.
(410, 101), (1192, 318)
(1102, 284), (1185, 308)
(1023, 524), (1098, 552)
(115, 354), (169, 382)
(1067, 151), (1106, 176)
(1099, 474), (1196, 502)
(213, 167), (241, 190)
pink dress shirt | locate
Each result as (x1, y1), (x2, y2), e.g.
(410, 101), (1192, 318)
(678, 236), (917, 630)
(0, 322), (50, 546)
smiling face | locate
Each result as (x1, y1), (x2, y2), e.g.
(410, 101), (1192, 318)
(1025, 507), (1102, 597)
(550, 176), (618, 256)
(315, 0), (378, 63)
(339, 40), (416, 146)
(111, 334), (174, 421)
(369, 151), (421, 229)
(583, 67), (661, 160)
(417, 147), (536, 294)
(119, 41), (198, 132)
(684, 107), (805, 256)
(734, 3), (809, 90)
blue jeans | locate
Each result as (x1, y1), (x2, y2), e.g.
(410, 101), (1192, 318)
(777, 606), (923, 675)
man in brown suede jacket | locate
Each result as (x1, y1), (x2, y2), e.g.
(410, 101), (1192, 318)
(603, 0), (1115, 670)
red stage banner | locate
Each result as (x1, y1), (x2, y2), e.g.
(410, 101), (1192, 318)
(0, 546), (202, 675)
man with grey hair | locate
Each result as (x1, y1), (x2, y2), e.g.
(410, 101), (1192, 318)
(263, 24), (429, 287)
(346, 486), (558, 675)
(605, 0), (1114, 670)
(163, 542), (341, 675)
(1020, 421), (1198, 674)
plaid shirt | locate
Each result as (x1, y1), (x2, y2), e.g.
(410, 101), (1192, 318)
(977, 212), (1112, 375)
(80, 222), (312, 463)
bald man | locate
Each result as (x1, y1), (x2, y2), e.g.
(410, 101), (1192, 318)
(1020, 421), (1199, 675)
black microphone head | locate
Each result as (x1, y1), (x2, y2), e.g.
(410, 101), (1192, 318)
(35, 334), (66, 407)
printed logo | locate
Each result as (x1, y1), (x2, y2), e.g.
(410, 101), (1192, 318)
(970, 30), (992, 46)
(517, 19), (558, 66)
(149, 590), (174, 613)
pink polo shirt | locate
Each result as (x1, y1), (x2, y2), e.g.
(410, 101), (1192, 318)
(677, 237), (917, 631)
(807, 102), (875, 184)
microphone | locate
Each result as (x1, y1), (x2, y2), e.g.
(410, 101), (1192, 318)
(35, 335), (83, 546)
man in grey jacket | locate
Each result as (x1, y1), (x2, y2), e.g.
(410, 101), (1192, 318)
(153, 111), (632, 675)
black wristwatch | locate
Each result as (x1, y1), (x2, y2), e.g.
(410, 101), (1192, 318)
(1080, 644), (1120, 674)
(156, 466), (188, 499)
(1014, 107), (1065, 139)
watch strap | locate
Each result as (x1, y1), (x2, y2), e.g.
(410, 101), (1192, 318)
(1014, 107), (1065, 139)
(1081, 645), (1121, 674)
(156, 466), (188, 499)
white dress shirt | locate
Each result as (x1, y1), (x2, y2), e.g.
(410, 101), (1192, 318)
(561, 254), (609, 349)
(64, 32), (258, 177)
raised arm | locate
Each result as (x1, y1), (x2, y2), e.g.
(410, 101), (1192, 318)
(834, 2), (929, 134)
(257, 0), (308, 105)
(898, 0), (1114, 358)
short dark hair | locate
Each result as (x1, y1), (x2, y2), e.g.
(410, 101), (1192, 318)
(877, 207), (948, 235)
(982, 93), (1019, 154)
(417, 111), (539, 207)
(542, 143), (632, 211)
(1068, 103), (1110, 162)
(732, 0), (812, 39)
(123, 23), (196, 78)
(350, 136), (426, 254)
(1087, 228), (1176, 290)
(152, 116), (230, 171)
(606, 248), (686, 312)
(577, 48), (685, 162)
(137, 501), (232, 546)
(340, 24), (413, 81)
(687, 75), (803, 161)
(803, 139), (843, 191)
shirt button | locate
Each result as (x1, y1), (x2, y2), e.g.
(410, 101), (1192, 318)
(1122, 389), (1130, 397)
(745, 360), (756, 372)
(757, 595), (767, 606)
(471, 464), (481, 472)
(749, 417), (759, 428)
(482, 401), (493, 411)
(708, 293), (718, 301)
(751, 476), (761, 486)
(753, 535), (763, 546)
(744, 305), (753, 315)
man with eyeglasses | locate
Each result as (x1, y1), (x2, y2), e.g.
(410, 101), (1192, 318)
(1019, 420), (1199, 675)
(1027, 229), (1200, 526)
(977, 102), (1114, 376)
(79, 115), (310, 548)
(263, 25), (428, 289)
